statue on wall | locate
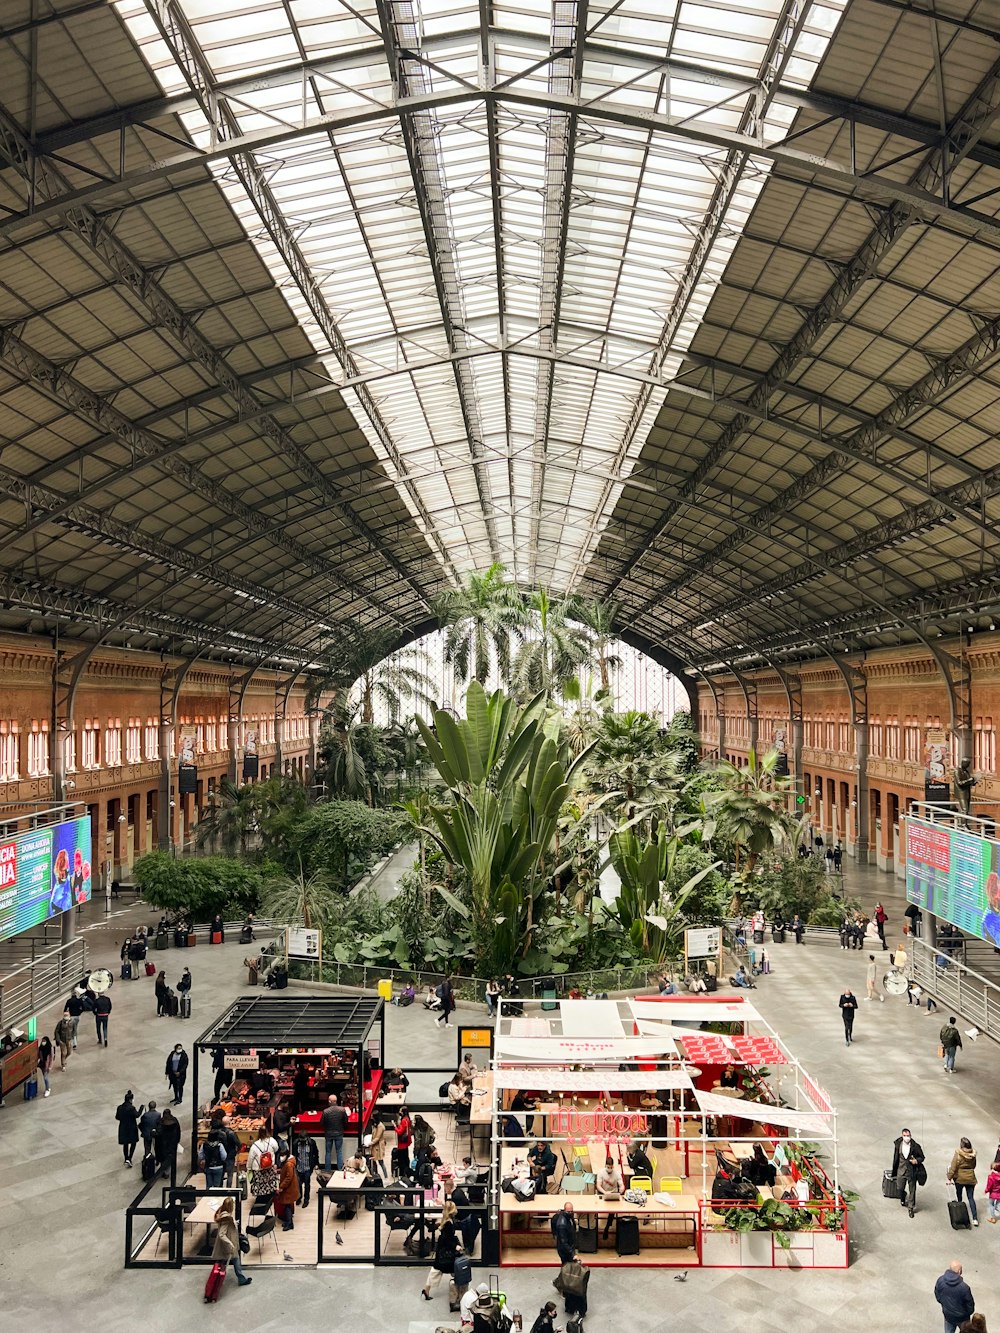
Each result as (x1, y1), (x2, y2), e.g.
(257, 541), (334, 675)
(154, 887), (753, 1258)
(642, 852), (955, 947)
(954, 758), (977, 815)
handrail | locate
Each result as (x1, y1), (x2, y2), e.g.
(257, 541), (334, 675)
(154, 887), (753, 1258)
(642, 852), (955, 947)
(0, 938), (88, 1029)
(305, 959), (660, 1001)
(910, 937), (1000, 1042)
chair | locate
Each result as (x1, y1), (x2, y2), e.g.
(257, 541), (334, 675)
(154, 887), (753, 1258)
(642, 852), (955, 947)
(659, 1176), (683, 1193)
(630, 1175), (653, 1195)
(151, 1207), (175, 1258)
(246, 1213), (279, 1258)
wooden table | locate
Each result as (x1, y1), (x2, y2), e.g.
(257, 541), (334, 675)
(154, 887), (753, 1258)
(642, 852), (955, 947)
(469, 1072), (493, 1125)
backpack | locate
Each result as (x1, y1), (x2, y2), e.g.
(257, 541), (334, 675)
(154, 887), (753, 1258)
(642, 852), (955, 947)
(203, 1139), (224, 1169)
(435, 982), (446, 1001)
(439, 1081), (451, 1098)
(295, 1142), (313, 1174)
(259, 1151), (274, 1171)
(417, 1161), (434, 1189)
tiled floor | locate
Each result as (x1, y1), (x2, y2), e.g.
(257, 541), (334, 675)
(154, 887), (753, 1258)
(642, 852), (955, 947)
(3, 871), (1000, 1331)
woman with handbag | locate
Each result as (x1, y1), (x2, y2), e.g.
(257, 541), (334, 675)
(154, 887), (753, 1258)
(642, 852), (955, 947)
(212, 1196), (252, 1287)
(420, 1201), (459, 1301)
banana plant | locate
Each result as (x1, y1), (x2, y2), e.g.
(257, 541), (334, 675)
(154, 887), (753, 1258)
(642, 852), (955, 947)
(608, 824), (721, 963)
(410, 682), (590, 971)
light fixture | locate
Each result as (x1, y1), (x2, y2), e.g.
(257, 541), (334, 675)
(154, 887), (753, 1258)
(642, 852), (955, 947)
(117, 813), (126, 823)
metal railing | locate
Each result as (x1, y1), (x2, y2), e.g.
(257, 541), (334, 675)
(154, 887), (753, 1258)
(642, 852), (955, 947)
(910, 937), (1000, 1042)
(301, 960), (660, 1002)
(0, 937), (88, 1029)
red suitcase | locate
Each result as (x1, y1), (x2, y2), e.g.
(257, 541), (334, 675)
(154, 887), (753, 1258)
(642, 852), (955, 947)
(145, 961), (156, 976)
(211, 931), (223, 945)
(204, 1261), (227, 1302)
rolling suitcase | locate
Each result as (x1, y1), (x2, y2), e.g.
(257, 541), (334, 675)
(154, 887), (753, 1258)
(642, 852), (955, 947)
(167, 991), (179, 1017)
(576, 1215), (598, 1253)
(121, 960), (132, 980)
(948, 1200), (971, 1229)
(187, 933), (197, 947)
(145, 961), (156, 977)
(141, 1153), (157, 1181)
(179, 993), (191, 1019)
(616, 1215), (640, 1256)
(204, 1261), (227, 1302)
(881, 1169), (899, 1199)
(211, 930), (223, 945)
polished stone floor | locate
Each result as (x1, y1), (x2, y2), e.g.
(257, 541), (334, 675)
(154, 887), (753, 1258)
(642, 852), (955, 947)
(1, 870), (997, 1333)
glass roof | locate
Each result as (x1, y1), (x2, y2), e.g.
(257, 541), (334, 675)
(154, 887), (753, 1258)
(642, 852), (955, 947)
(116, 0), (846, 590)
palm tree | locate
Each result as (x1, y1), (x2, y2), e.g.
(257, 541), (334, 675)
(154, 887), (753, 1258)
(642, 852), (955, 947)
(260, 860), (337, 930)
(568, 596), (621, 693)
(707, 747), (796, 875)
(588, 710), (676, 815)
(193, 777), (259, 855)
(511, 588), (594, 697)
(307, 626), (434, 725)
(318, 703), (385, 805)
(433, 562), (527, 685)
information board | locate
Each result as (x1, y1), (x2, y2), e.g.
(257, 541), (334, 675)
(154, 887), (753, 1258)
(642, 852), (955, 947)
(0, 815), (91, 944)
(286, 926), (321, 958)
(905, 817), (1000, 946)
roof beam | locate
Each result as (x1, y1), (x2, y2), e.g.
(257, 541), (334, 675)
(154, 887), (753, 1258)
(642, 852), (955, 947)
(139, 0), (459, 588)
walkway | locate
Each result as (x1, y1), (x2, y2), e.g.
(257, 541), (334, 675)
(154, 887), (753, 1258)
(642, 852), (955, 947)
(1, 893), (997, 1332)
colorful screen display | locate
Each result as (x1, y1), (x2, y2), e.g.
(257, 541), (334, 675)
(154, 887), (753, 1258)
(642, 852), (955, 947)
(0, 815), (92, 944)
(906, 817), (1000, 947)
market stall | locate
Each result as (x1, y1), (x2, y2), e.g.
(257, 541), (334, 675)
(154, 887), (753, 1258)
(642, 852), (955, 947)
(487, 995), (847, 1270)
(0, 1029), (38, 1098)
(192, 995), (386, 1161)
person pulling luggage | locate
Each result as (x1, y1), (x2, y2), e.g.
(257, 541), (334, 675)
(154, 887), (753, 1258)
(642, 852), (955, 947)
(891, 1127), (926, 1217)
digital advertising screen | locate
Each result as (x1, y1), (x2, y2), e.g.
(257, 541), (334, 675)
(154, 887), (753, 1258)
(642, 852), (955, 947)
(906, 817), (1000, 947)
(0, 815), (92, 944)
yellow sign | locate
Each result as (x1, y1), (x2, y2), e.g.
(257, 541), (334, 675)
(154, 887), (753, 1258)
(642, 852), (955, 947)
(462, 1028), (492, 1048)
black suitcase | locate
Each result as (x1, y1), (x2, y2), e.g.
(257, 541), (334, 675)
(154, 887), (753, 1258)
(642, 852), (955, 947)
(576, 1215), (598, 1253)
(167, 991), (179, 1017)
(179, 993), (191, 1019)
(704, 973), (718, 992)
(141, 1153), (157, 1181)
(616, 1215), (640, 1256)
(881, 1169), (899, 1199)
(948, 1200), (971, 1229)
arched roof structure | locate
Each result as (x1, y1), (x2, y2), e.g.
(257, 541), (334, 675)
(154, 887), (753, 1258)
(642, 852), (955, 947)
(0, 0), (998, 684)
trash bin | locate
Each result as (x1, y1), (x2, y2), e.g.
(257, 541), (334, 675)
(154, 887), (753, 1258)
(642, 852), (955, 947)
(377, 978), (393, 1003)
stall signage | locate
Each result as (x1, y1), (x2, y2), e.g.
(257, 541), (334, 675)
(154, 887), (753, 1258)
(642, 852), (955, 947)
(462, 1028), (492, 1049)
(286, 926), (321, 958)
(685, 927), (721, 958)
(551, 1108), (649, 1143)
(225, 1053), (260, 1070)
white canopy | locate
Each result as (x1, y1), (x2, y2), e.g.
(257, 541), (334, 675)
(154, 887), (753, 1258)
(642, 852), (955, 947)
(495, 1036), (678, 1063)
(494, 1068), (693, 1092)
(630, 999), (763, 1023)
(694, 1088), (835, 1135)
(559, 1000), (625, 1038)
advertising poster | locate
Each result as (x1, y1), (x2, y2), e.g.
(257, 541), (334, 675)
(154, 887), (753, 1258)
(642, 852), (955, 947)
(906, 817), (1000, 946)
(0, 815), (91, 944)
(923, 727), (951, 804)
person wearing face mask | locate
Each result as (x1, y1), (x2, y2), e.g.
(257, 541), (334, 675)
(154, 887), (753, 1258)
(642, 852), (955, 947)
(891, 1127), (926, 1217)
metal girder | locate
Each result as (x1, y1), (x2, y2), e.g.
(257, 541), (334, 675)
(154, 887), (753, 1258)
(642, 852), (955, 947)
(0, 329), (412, 620)
(3, 79), (1000, 247)
(376, 0), (501, 564)
(0, 99), (433, 616)
(140, 0), (458, 588)
(603, 52), (1000, 598)
(0, 465), (357, 633)
(624, 308), (1000, 623)
(568, 0), (812, 587)
(665, 465), (1000, 639)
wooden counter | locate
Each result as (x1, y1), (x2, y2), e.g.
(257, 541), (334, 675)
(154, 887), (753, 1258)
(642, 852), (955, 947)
(1, 1038), (38, 1097)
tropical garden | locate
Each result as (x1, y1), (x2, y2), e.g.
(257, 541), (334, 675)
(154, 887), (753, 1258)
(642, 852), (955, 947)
(134, 564), (855, 984)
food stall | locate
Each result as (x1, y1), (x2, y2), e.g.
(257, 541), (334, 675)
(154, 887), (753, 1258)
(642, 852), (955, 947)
(488, 995), (848, 1270)
(191, 995), (386, 1160)
(1, 1029), (38, 1098)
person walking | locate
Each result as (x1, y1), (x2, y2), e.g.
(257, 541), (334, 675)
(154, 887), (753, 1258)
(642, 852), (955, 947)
(420, 1200), (459, 1300)
(940, 1016), (963, 1073)
(293, 1131), (319, 1206)
(165, 1044), (189, 1104)
(891, 1127), (926, 1217)
(985, 1157), (1000, 1224)
(934, 1260), (975, 1333)
(210, 1109), (240, 1187)
(201, 1127), (228, 1189)
(140, 1100), (161, 1157)
(874, 901), (888, 947)
(833, 843), (843, 873)
(154, 1107), (182, 1179)
(33, 1035), (53, 1097)
(65, 991), (84, 1048)
(54, 1011), (74, 1070)
(436, 975), (456, 1028)
(211, 1196), (252, 1288)
(321, 1092), (349, 1172)
(115, 1090), (141, 1166)
(94, 990), (111, 1046)
(555, 1255), (591, 1323)
(947, 1138), (979, 1226)
(550, 1200), (578, 1264)
(529, 1302), (559, 1333)
(154, 970), (169, 1016)
(368, 1114), (387, 1180)
(865, 954), (884, 1002)
(838, 987), (858, 1046)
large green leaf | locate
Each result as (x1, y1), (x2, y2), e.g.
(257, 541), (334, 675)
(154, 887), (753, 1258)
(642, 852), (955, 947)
(436, 710), (472, 785)
(436, 880), (471, 920)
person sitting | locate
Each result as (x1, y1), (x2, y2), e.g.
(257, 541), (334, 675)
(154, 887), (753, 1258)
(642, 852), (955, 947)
(686, 973), (708, 993)
(718, 1064), (739, 1089)
(731, 966), (754, 989)
(423, 984), (442, 1011)
(595, 1156), (624, 1198)
(385, 1067), (409, 1093)
(743, 1143), (776, 1188)
(527, 1140), (557, 1193)
(457, 1054), (478, 1085)
(447, 1074), (471, 1110)
(510, 1088), (537, 1135)
(392, 983), (416, 1007)
(627, 1139), (654, 1179)
(657, 972), (678, 995)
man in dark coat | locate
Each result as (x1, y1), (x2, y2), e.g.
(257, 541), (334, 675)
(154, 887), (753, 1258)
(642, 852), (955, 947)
(933, 1259), (974, 1333)
(550, 1201), (578, 1264)
(165, 1044), (189, 1104)
(891, 1128), (926, 1217)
